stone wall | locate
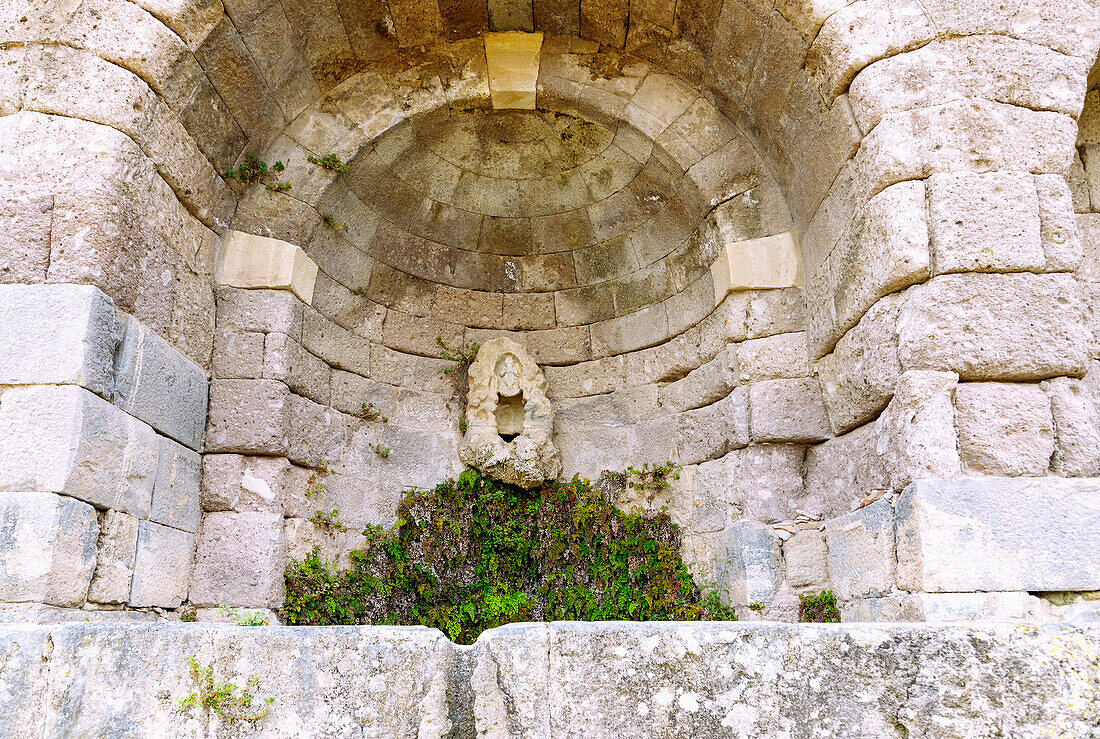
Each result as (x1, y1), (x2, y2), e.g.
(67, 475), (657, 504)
(0, 621), (1097, 737)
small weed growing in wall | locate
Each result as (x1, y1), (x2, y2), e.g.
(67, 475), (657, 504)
(605, 461), (682, 493)
(372, 443), (391, 459)
(283, 468), (734, 643)
(306, 456), (334, 498)
(310, 509), (346, 533)
(225, 153), (288, 190)
(749, 601), (765, 612)
(175, 657), (274, 723)
(436, 336), (480, 378)
(217, 605), (271, 626)
(320, 211), (345, 231)
(360, 403), (388, 423)
(799, 590), (841, 623)
(307, 153), (349, 175)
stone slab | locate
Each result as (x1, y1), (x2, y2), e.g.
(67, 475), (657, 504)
(824, 498), (896, 601)
(0, 492), (97, 608)
(129, 520), (194, 609)
(151, 436), (202, 533)
(87, 510), (138, 605)
(896, 478), (1100, 593)
(0, 283), (122, 397)
(716, 521), (781, 607)
(216, 230), (319, 305)
(189, 511), (286, 608)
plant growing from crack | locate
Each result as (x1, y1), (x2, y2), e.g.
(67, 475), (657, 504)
(372, 443), (391, 459)
(320, 211), (345, 231)
(799, 590), (841, 623)
(310, 508), (346, 533)
(307, 153), (349, 175)
(175, 656), (274, 723)
(216, 605), (271, 626)
(361, 403), (388, 423)
(306, 456), (334, 498)
(226, 153), (289, 192)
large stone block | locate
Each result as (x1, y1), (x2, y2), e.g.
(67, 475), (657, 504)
(1043, 377), (1100, 476)
(694, 444), (806, 524)
(928, 171), (1044, 275)
(87, 510), (138, 605)
(873, 370), (960, 490)
(816, 293), (902, 434)
(736, 332), (810, 382)
(783, 529), (830, 591)
(0, 283), (122, 396)
(1034, 174), (1082, 272)
(204, 379), (292, 455)
(716, 520), (781, 607)
(953, 382), (1054, 476)
(824, 499), (896, 601)
(216, 230), (318, 304)
(200, 454), (312, 517)
(842, 591), (1046, 623)
(658, 348), (737, 413)
(263, 332), (331, 405)
(673, 387), (750, 466)
(215, 286), (304, 339)
(803, 423), (891, 520)
(0, 492), (97, 607)
(896, 478), (1100, 593)
(128, 521), (194, 608)
(189, 511), (286, 608)
(0, 385), (158, 518)
(151, 436), (201, 533)
(898, 273), (1088, 381)
(111, 315), (209, 451)
(748, 377), (832, 443)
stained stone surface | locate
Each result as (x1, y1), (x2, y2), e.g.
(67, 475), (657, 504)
(0, 622), (1096, 738)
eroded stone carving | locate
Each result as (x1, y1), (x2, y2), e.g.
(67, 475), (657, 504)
(459, 338), (560, 488)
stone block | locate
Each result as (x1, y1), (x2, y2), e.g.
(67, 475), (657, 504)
(87, 510), (138, 605)
(746, 287), (806, 339)
(211, 328), (265, 378)
(816, 293), (902, 434)
(263, 332), (331, 405)
(873, 370), (960, 490)
(783, 529), (829, 591)
(111, 315), (209, 451)
(842, 591), (1045, 623)
(151, 436), (201, 534)
(285, 393), (353, 468)
(1043, 377), (1100, 476)
(954, 382), (1054, 476)
(200, 454), (311, 517)
(896, 478), (1100, 593)
(0, 385), (158, 519)
(748, 377), (832, 443)
(736, 332), (810, 382)
(0, 492), (98, 608)
(694, 444), (806, 524)
(0, 283), (122, 396)
(484, 31), (542, 109)
(216, 230), (318, 304)
(710, 232), (804, 302)
(215, 286), (304, 339)
(302, 309), (372, 377)
(129, 521), (194, 608)
(189, 511), (286, 608)
(716, 520), (781, 607)
(898, 273), (1088, 381)
(658, 348), (736, 413)
(284, 517), (369, 570)
(204, 379), (291, 456)
(928, 171), (1043, 275)
(1034, 174), (1082, 272)
(674, 387), (750, 466)
(803, 423), (891, 520)
(824, 498), (896, 601)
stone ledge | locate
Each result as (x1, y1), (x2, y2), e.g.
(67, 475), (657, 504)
(216, 231), (319, 305)
(0, 622), (1095, 737)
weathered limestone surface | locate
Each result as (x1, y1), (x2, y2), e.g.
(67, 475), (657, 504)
(151, 436), (202, 533)
(0, 493), (98, 608)
(87, 510), (138, 605)
(824, 499), (895, 601)
(0, 283), (122, 396)
(953, 382), (1054, 476)
(129, 521), (194, 608)
(4, 622), (1095, 738)
(189, 512), (286, 608)
(716, 520), (781, 607)
(897, 478), (1100, 593)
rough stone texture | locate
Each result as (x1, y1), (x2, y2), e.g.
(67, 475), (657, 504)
(87, 510), (138, 605)
(151, 436), (202, 533)
(954, 382), (1054, 476)
(803, 423), (891, 519)
(128, 521), (194, 609)
(0, 283), (122, 397)
(112, 314), (209, 451)
(736, 332), (809, 383)
(783, 529), (829, 591)
(843, 591), (1049, 623)
(824, 499), (896, 601)
(189, 512), (286, 608)
(873, 370), (961, 490)
(1044, 377), (1100, 476)
(283, 518), (369, 569)
(897, 478), (1100, 593)
(0, 492), (98, 608)
(898, 273), (1089, 381)
(694, 444), (806, 524)
(0, 385), (158, 519)
(673, 387), (749, 466)
(200, 454), (311, 516)
(204, 379), (292, 455)
(716, 521), (781, 607)
(748, 377), (832, 443)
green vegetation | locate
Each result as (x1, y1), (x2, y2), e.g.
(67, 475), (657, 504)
(360, 403), (388, 423)
(436, 336), (480, 378)
(749, 601), (765, 612)
(306, 457), (333, 498)
(799, 590), (841, 623)
(175, 657), (274, 723)
(320, 211), (345, 231)
(309, 509), (346, 533)
(283, 469), (734, 644)
(603, 461), (682, 493)
(225, 153), (287, 190)
(307, 153), (349, 175)
(372, 443), (392, 459)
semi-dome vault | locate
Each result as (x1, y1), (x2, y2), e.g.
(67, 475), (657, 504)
(1, 0), (1100, 688)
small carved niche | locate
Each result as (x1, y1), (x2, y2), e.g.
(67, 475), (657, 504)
(494, 354), (525, 442)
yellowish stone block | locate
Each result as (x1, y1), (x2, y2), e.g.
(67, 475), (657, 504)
(710, 231), (804, 304)
(215, 231), (318, 305)
(484, 31), (542, 110)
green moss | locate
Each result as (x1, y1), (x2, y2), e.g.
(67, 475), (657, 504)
(283, 469), (735, 643)
(799, 590), (841, 623)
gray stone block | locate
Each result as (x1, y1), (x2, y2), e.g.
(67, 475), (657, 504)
(842, 592), (1045, 623)
(111, 315), (209, 450)
(716, 520), (781, 607)
(674, 387), (750, 465)
(748, 377), (832, 443)
(0, 283), (122, 397)
(0, 492), (97, 607)
(0, 385), (158, 519)
(87, 510), (138, 605)
(151, 436), (201, 533)
(897, 478), (1100, 593)
(204, 379), (292, 456)
(189, 511), (286, 608)
(824, 498), (896, 600)
(129, 520), (194, 608)
(783, 529), (830, 590)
